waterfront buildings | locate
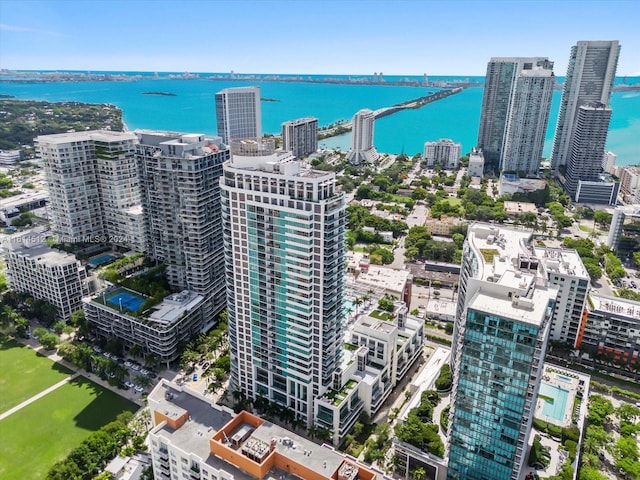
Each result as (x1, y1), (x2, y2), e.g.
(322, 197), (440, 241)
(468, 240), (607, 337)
(36, 130), (142, 251)
(83, 288), (205, 366)
(466, 148), (484, 178)
(281, 117), (318, 159)
(215, 86), (262, 145)
(534, 246), (590, 347)
(602, 151), (617, 174)
(551, 40), (620, 171)
(448, 224), (557, 480)
(580, 294), (640, 369)
(147, 380), (379, 480)
(606, 205), (640, 255)
(423, 139), (461, 169)
(347, 109), (379, 165)
(3, 232), (89, 320)
(220, 138), (346, 426)
(618, 165), (640, 200)
(477, 57), (554, 174)
(563, 102), (614, 201)
(136, 131), (229, 323)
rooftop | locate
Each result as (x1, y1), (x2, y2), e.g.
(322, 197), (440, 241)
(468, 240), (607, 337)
(3, 232), (79, 267)
(534, 246), (589, 280)
(36, 130), (137, 144)
(590, 294), (640, 320)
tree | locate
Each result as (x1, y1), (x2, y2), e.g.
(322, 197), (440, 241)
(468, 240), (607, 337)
(616, 403), (640, 423)
(39, 332), (60, 350)
(582, 258), (603, 281)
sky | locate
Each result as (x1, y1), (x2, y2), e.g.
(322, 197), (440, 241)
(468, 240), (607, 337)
(1, 0), (639, 76)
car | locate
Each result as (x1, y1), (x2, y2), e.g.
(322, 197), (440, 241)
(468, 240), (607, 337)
(116, 358), (125, 365)
(119, 382), (130, 390)
(192, 373), (198, 382)
(93, 346), (102, 353)
(134, 385), (144, 393)
(140, 369), (150, 375)
(202, 362), (210, 370)
(102, 352), (111, 358)
(147, 372), (157, 379)
(125, 381), (135, 388)
(124, 361), (133, 367)
(131, 364), (141, 371)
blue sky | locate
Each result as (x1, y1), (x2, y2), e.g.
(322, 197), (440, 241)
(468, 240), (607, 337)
(1, 0), (638, 76)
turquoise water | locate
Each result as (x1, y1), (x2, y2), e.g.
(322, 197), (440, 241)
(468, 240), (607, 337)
(556, 374), (573, 383)
(88, 254), (116, 267)
(539, 383), (570, 422)
(1, 76), (638, 165)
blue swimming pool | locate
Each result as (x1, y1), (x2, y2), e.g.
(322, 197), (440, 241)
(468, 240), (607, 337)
(88, 254), (116, 267)
(539, 383), (569, 423)
(556, 374), (573, 383)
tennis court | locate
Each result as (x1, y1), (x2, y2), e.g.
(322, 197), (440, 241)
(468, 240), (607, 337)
(105, 289), (146, 313)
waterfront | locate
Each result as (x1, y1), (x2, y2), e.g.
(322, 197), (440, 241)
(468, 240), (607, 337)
(1, 76), (639, 165)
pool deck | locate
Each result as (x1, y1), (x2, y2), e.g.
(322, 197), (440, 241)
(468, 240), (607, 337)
(535, 367), (580, 428)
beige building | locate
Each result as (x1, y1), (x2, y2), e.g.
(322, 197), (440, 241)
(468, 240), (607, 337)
(503, 201), (538, 216)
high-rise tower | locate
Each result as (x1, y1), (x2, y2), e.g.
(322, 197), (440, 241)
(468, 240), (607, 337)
(215, 86), (262, 145)
(477, 57), (554, 174)
(563, 102), (612, 200)
(221, 139), (346, 425)
(449, 224), (557, 480)
(346, 109), (379, 165)
(551, 40), (620, 170)
(136, 130), (229, 324)
(281, 117), (318, 159)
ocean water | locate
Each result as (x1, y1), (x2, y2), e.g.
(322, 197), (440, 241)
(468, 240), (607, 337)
(1, 75), (639, 165)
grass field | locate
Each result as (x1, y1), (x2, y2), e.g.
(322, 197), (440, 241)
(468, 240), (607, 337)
(0, 375), (138, 480)
(0, 335), (74, 412)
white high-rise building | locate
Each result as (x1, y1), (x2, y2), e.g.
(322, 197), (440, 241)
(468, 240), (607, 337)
(423, 138), (461, 169)
(551, 40), (620, 170)
(281, 117), (318, 159)
(449, 224), (557, 480)
(37, 131), (142, 250)
(136, 130), (229, 323)
(501, 63), (555, 175)
(215, 86), (262, 145)
(477, 57), (553, 173)
(347, 109), (378, 165)
(221, 139), (346, 425)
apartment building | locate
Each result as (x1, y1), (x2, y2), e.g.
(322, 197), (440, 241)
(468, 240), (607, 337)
(423, 139), (461, 169)
(215, 86), (261, 145)
(281, 117), (318, 159)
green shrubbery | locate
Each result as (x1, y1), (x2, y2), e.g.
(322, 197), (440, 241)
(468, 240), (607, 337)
(435, 363), (452, 391)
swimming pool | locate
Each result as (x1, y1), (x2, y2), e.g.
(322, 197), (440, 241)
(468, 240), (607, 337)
(539, 382), (570, 423)
(88, 254), (116, 267)
(556, 374), (573, 383)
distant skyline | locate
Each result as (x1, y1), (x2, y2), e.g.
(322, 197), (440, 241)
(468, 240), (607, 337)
(1, 0), (639, 77)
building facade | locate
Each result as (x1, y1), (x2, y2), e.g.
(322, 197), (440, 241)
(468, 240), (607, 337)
(215, 86), (262, 145)
(37, 131), (142, 250)
(423, 139), (461, 169)
(563, 102), (613, 200)
(346, 109), (378, 165)
(551, 40), (620, 170)
(467, 148), (485, 178)
(136, 131), (229, 324)
(4, 233), (88, 320)
(449, 224), (557, 480)
(281, 117), (318, 159)
(477, 57), (553, 173)
(619, 166), (640, 198)
(607, 205), (640, 255)
(221, 139), (346, 426)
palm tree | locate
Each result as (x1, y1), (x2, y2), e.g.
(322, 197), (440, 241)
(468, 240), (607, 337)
(307, 425), (318, 440)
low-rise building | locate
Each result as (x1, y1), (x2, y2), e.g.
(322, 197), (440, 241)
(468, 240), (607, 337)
(83, 288), (206, 366)
(580, 294), (640, 368)
(347, 256), (412, 305)
(147, 380), (380, 480)
(424, 215), (465, 236)
(503, 201), (538, 216)
(467, 148), (485, 178)
(3, 231), (89, 319)
(0, 190), (48, 225)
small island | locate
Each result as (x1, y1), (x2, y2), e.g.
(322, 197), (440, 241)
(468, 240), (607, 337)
(0, 94), (16, 99)
(142, 91), (176, 97)
(261, 97), (280, 102)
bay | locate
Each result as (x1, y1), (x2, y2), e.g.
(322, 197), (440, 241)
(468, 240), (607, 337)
(1, 75), (638, 165)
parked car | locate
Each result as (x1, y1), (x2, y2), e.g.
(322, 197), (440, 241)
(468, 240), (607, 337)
(125, 381), (135, 389)
(192, 373), (198, 382)
(134, 385), (144, 393)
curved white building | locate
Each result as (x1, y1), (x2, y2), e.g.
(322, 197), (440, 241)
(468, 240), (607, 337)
(347, 109), (378, 165)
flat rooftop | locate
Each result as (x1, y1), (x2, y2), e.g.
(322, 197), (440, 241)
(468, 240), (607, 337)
(36, 130), (137, 144)
(467, 284), (558, 327)
(534, 246), (589, 280)
(3, 233), (79, 267)
(350, 263), (411, 294)
(590, 294), (640, 320)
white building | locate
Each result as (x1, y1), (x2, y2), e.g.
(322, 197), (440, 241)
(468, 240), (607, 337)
(215, 86), (261, 145)
(83, 288), (205, 366)
(607, 205), (640, 254)
(136, 131), (229, 324)
(221, 138), (346, 427)
(602, 151), (617, 174)
(281, 117), (318, 159)
(347, 109), (378, 165)
(423, 139), (461, 169)
(551, 40), (620, 170)
(3, 232), (89, 319)
(36, 131), (142, 251)
(534, 246), (590, 347)
(619, 165), (640, 199)
(467, 148), (484, 178)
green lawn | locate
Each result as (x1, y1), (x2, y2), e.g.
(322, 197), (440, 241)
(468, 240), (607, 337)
(0, 375), (138, 480)
(0, 335), (74, 412)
